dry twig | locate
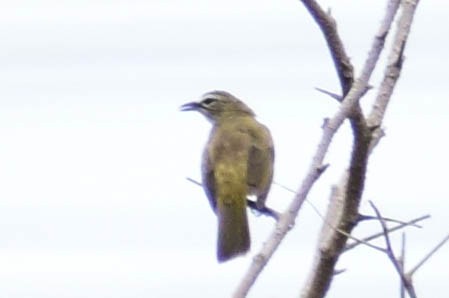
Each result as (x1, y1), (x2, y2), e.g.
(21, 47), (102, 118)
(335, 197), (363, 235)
(400, 233), (406, 298)
(344, 214), (430, 252)
(275, 182), (426, 253)
(370, 201), (417, 298)
(358, 213), (424, 228)
(407, 232), (449, 276)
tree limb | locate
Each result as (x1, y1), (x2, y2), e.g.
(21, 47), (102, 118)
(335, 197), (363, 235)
(369, 201), (417, 298)
(301, 1), (402, 297)
(300, 0), (353, 94)
(367, 0), (421, 145)
(233, 1), (421, 297)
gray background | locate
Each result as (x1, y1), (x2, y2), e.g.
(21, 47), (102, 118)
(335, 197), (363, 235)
(0, 0), (447, 297)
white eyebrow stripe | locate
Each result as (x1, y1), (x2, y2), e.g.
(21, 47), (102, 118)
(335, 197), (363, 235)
(201, 93), (223, 101)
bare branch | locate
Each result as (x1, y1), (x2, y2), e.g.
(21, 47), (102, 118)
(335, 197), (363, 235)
(358, 213), (427, 228)
(407, 232), (449, 276)
(369, 201), (417, 298)
(367, 0), (422, 143)
(315, 87), (342, 101)
(300, 0), (353, 94)
(400, 233), (406, 298)
(234, 0), (421, 296)
(186, 177), (202, 187)
(234, 165), (328, 297)
(279, 182), (386, 252)
(300, 1), (402, 297)
(315, 85), (373, 104)
(235, 72), (375, 296)
(333, 268), (346, 276)
(275, 182), (421, 253)
(344, 214), (430, 252)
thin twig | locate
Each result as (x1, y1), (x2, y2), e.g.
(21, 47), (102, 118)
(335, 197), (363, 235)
(369, 201), (417, 298)
(407, 232), (449, 276)
(186, 177), (202, 187)
(315, 87), (342, 101)
(276, 182), (417, 253)
(344, 214), (430, 252)
(333, 268), (346, 276)
(303, 191), (385, 252)
(400, 233), (406, 298)
(358, 213), (426, 228)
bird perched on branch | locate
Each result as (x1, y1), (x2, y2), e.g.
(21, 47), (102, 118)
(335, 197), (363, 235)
(181, 90), (274, 262)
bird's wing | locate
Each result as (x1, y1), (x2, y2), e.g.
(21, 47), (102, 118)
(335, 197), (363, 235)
(247, 124), (274, 208)
(202, 150), (217, 212)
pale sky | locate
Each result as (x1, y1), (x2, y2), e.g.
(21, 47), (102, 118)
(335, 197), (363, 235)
(0, 1), (448, 297)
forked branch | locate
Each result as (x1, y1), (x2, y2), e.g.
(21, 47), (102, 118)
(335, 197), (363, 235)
(233, 1), (421, 297)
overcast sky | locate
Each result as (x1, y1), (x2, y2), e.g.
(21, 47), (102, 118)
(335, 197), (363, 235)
(0, 1), (448, 297)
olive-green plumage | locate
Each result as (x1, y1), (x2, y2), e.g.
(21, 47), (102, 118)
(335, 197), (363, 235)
(181, 90), (274, 262)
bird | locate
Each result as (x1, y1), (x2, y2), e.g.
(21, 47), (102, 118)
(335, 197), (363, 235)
(180, 90), (274, 262)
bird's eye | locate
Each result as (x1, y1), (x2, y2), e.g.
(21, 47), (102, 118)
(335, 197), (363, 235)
(201, 98), (216, 106)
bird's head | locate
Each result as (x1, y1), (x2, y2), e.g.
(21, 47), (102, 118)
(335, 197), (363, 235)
(180, 90), (255, 123)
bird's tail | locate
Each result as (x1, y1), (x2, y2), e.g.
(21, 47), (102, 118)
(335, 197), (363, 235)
(216, 197), (250, 262)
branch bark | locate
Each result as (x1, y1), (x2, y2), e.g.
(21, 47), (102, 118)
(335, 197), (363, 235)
(233, 1), (421, 297)
(302, 1), (422, 297)
(301, 1), (401, 297)
(300, 0), (353, 94)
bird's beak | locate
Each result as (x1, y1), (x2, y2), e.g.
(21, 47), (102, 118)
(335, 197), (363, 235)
(180, 101), (200, 111)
